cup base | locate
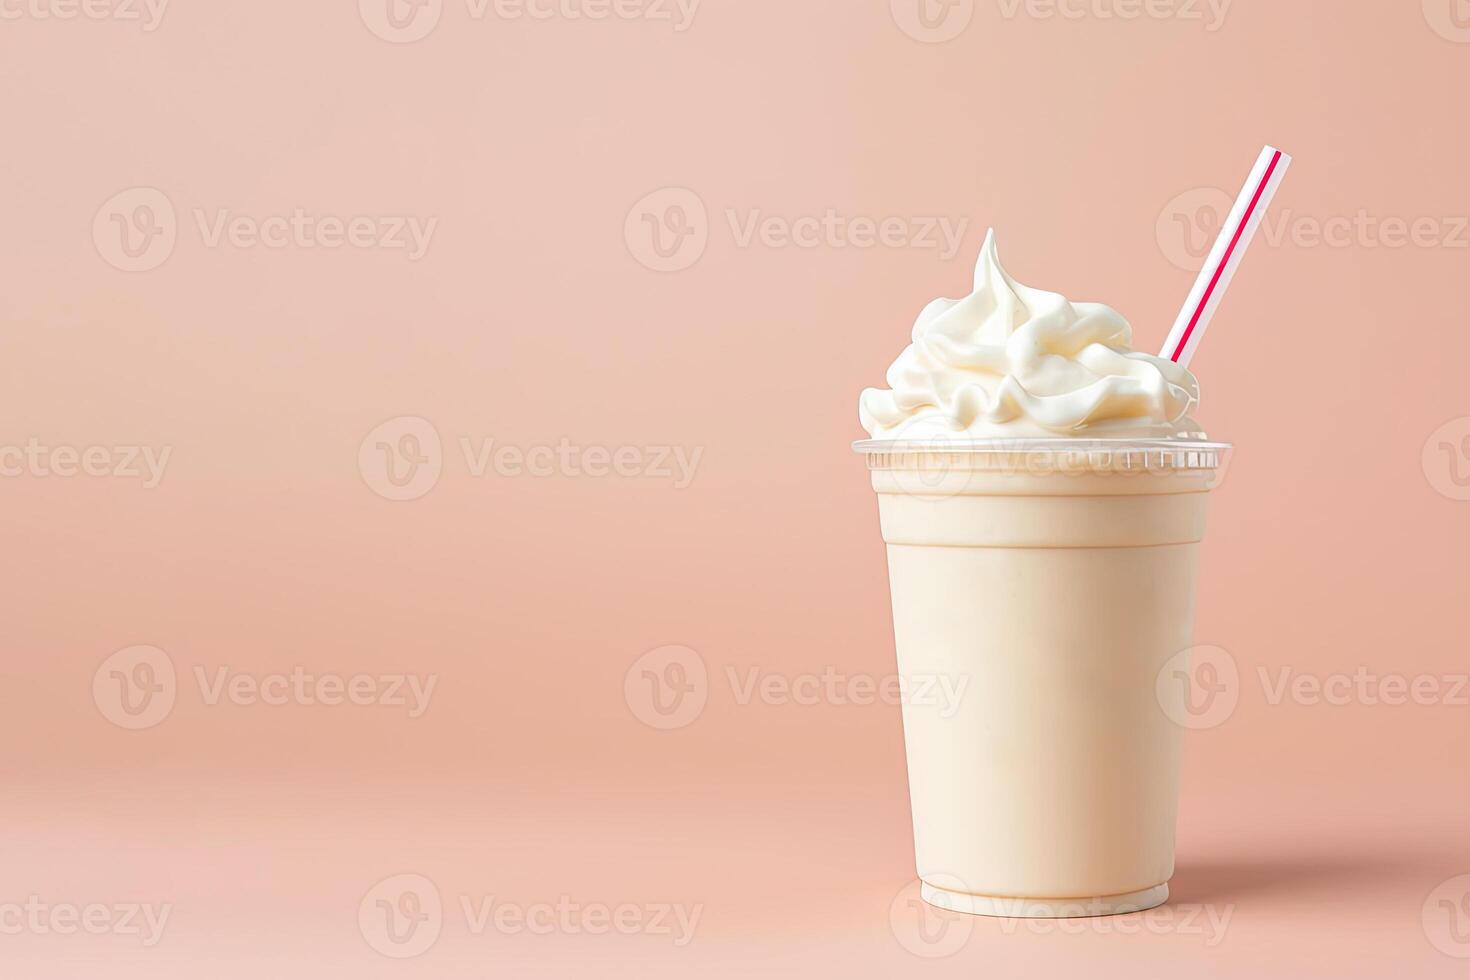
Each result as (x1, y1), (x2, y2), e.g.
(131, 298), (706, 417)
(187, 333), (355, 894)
(920, 880), (1169, 919)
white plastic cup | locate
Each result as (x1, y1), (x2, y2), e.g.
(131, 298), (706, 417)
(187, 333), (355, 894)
(858, 438), (1229, 918)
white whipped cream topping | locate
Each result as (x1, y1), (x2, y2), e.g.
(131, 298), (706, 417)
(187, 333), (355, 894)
(860, 231), (1203, 440)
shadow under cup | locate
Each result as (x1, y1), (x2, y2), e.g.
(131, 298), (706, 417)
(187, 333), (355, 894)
(856, 438), (1231, 919)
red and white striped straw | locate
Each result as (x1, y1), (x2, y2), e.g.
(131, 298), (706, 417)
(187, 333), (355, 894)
(1160, 145), (1291, 367)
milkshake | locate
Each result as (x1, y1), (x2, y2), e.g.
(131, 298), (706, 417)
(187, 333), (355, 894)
(858, 231), (1228, 918)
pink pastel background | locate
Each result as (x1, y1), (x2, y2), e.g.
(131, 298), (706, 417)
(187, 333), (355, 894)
(3, 1), (1469, 976)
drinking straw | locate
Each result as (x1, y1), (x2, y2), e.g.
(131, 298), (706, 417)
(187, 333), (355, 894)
(1161, 145), (1292, 367)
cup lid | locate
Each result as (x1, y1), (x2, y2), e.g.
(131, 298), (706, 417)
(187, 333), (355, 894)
(853, 437), (1232, 472)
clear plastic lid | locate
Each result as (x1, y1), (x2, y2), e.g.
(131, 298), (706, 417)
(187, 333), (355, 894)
(853, 437), (1231, 473)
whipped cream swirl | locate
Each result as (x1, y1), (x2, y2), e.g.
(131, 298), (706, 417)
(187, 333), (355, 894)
(860, 231), (1202, 440)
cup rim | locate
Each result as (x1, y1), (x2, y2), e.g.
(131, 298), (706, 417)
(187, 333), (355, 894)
(852, 437), (1232, 455)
